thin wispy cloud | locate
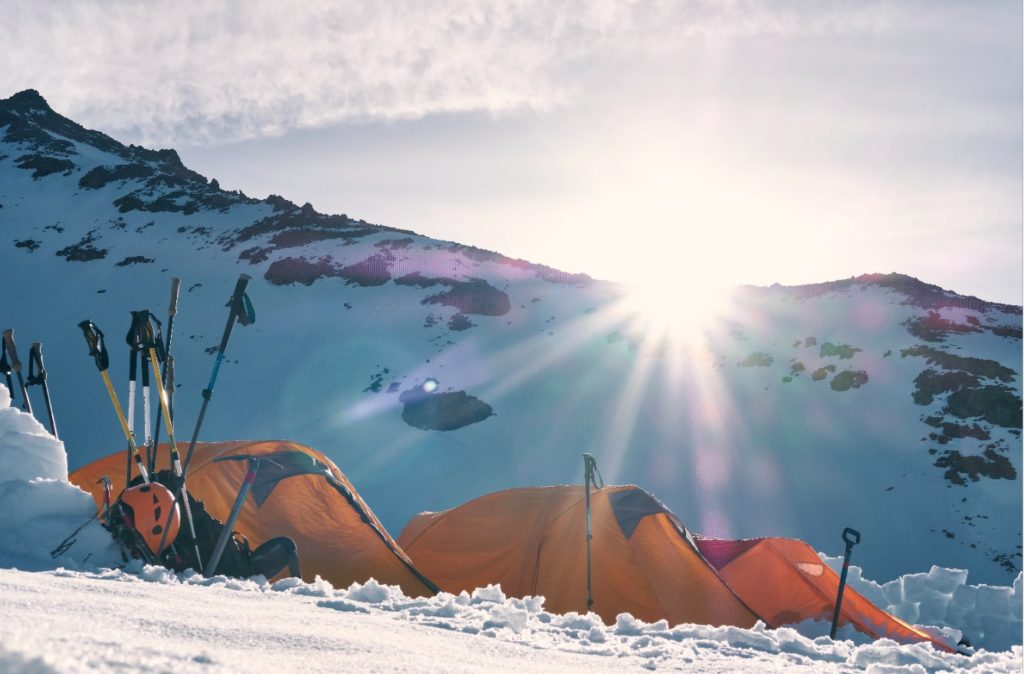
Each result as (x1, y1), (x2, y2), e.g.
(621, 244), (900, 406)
(1, 0), (889, 146)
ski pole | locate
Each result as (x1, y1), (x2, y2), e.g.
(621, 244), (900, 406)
(26, 342), (58, 439)
(582, 453), (603, 613)
(2, 330), (32, 414)
(150, 277), (181, 474)
(830, 527), (861, 639)
(205, 456), (262, 577)
(78, 320), (150, 484)
(154, 275), (254, 561)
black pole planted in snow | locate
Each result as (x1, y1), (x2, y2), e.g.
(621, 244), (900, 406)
(27, 342), (58, 439)
(2, 330), (32, 415)
(830, 527), (861, 639)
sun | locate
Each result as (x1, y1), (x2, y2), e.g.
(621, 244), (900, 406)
(619, 273), (733, 351)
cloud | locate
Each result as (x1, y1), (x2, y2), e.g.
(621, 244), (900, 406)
(0, 0), (890, 146)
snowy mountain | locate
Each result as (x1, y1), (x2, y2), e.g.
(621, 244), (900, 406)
(1, 89), (1020, 586)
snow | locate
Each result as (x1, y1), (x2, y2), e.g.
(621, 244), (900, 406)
(1, 566), (1021, 674)
(0, 380), (1021, 672)
(0, 385), (120, 571)
(823, 555), (1023, 652)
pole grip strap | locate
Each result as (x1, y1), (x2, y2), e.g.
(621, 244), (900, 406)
(79, 321), (110, 371)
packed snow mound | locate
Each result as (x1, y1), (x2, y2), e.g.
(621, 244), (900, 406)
(824, 555), (1023, 653)
(0, 384), (119, 571)
(0, 384), (67, 481)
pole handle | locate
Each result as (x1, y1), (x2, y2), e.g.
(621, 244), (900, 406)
(168, 277), (182, 317)
(27, 342), (46, 385)
(2, 330), (21, 372)
(79, 321), (110, 371)
(842, 527), (861, 548)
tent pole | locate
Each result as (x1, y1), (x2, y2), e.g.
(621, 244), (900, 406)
(582, 453), (602, 613)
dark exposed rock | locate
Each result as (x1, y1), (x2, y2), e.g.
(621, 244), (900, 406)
(769, 272), (1022, 316)
(901, 346), (1016, 383)
(904, 311), (987, 342)
(15, 154), (75, 178)
(947, 386), (1022, 428)
(114, 255), (154, 267)
(337, 254), (392, 287)
(264, 256), (338, 286)
(811, 365), (836, 381)
(831, 370), (869, 391)
(416, 278), (511, 316)
(911, 369), (981, 406)
(14, 239), (39, 252)
(395, 272), (447, 289)
(78, 163), (154, 189)
(819, 342), (862, 359)
(738, 352), (773, 367)
(934, 448), (1017, 485)
(225, 208), (393, 251)
(399, 383), (493, 431)
(55, 232), (107, 262)
(448, 313), (474, 331)
(375, 237), (414, 250)
(923, 417), (991, 445)
(239, 246), (272, 264)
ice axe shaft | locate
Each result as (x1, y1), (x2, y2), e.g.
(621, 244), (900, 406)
(830, 527), (861, 639)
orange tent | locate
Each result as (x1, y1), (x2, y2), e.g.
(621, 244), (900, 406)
(398, 485), (761, 628)
(70, 440), (438, 597)
(695, 537), (952, 651)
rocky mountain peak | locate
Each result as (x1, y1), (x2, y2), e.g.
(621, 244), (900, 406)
(2, 89), (53, 114)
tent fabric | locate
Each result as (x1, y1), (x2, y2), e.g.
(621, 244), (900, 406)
(70, 441), (438, 597)
(694, 536), (953, 652)
(397, 485), (761, 628)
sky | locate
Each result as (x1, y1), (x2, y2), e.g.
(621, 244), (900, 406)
(2, 0), (1022, 304)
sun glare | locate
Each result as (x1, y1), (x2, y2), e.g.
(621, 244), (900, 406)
(620, 276), (732, 350)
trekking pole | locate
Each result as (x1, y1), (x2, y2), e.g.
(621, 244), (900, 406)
(2, 330), (33, 414)
(124, 317), (141, 484)
(149, 277), (181, 474)
(132, 311), (203, 570)
(830, 527), (861, 639)
(181, 274), (254, 477)
(78, 320), (150, 484)
(0, 338), (13, 398)
(205, 456), (263, 577)
(26, 342), (58, 439)
(582, 453), (603, 613)
(154, 275), (254, 561)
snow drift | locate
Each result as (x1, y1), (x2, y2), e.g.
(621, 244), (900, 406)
(0, 383), (119, 570)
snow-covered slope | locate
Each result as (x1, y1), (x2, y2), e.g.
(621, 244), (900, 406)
(1, 566), (1022, 673)
(1, 89), (1020, 587)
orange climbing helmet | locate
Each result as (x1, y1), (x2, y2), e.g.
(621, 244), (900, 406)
(120, 483), (180, 556)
